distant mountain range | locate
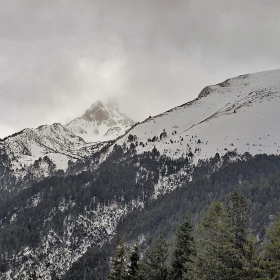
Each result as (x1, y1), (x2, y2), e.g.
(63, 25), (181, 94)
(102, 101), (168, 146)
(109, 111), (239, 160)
(0, 101), (134, 196)
(1, 69), (280, 279)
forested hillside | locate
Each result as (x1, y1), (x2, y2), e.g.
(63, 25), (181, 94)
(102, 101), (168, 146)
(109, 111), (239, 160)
(63, 153), (280, 280)
(106, 191), (280, 280)
(0, 144), (203, 278)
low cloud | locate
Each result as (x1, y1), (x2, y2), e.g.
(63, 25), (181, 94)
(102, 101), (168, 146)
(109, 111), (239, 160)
(1, 0), (280, 137)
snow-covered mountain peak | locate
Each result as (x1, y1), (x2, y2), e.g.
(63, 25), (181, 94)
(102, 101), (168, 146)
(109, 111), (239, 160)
(66, 100), (134, 143)
(114, 68), (280, 163)
(82, 100), (116, 122)
(198, 69), (280, 99)
(0, 99), (135, 187)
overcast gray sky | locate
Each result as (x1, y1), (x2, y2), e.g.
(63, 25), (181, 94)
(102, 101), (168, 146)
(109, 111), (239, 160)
(1, 0), (280, 138)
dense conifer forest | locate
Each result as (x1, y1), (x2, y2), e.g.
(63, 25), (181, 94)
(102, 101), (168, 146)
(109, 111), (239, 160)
(63, 153), (280, 279)
(1, 144), (280, 279)
(106, 190), (280, 279)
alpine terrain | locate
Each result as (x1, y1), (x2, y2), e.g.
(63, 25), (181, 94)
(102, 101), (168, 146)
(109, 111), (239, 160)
(0, 100), (134, 200)
(66, 100), (135, 143)
(1, 69), (280, 279)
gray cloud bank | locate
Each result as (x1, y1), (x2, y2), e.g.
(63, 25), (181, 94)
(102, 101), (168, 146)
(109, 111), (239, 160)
(1, 0), (280, 138)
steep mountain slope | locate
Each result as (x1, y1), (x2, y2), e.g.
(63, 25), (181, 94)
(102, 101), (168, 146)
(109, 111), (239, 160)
(115, 69), (280, 162)
(4, 123), (85, 171)
(66, 100), (134, 143)
(1, 69), (280, 279)
(0, 101), (134, 198)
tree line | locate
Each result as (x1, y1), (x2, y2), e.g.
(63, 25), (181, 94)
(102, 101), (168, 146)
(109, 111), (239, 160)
(107, 190), (280, 280)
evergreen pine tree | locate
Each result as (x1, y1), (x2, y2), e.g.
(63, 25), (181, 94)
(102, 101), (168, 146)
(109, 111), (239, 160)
(228, 190), (249, 252)
(228, 190), (250, 278)
(107, 238), (127, 280)
(139, 235), (169, 280)
(187, 201), (239, 280)
(171, 214), (195, 280)
(228, 190), (262, 279)
(242, 231), (263, 279)
(127, 243), (140, 280)
(263, 211), (280, 279)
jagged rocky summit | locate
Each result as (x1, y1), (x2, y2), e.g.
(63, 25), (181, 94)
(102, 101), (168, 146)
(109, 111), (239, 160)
(66, 100), (134, 143)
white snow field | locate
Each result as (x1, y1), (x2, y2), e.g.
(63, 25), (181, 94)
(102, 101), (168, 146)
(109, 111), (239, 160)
(115, 69), (280, 162)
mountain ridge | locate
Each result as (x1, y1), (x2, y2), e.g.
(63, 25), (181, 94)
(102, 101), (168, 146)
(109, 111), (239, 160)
(0, 100), (134, 197)
(112, 69), (280, 163)
(1, 68), (280, 279)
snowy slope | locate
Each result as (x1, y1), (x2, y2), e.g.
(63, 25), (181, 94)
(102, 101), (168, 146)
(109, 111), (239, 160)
(1, 69), (280, 279)
(2, 124), (81, 176)
(115, 69), (280, 162)
(66, 100), (134, 143)
(0, 101), (134, 187)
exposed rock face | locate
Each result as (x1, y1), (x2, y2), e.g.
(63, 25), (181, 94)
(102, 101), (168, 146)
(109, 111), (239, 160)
(66, 100), (135, 143)
(198, 86), (212, 98)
